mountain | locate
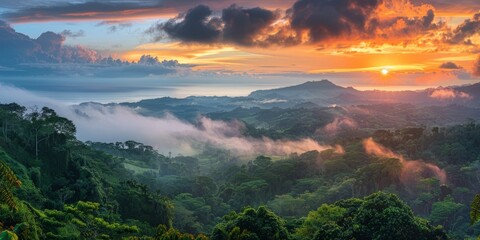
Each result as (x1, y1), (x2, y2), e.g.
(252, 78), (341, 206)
(249, 80), (357, 102)
(454, 82), (480, 98)
(86, 80), (480, 123)
(249, 80), (480, 107)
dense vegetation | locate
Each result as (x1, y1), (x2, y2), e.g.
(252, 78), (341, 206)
(0, 103), (479, 239)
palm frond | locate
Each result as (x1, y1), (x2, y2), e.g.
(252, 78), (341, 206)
(0, 160), (21, 188)
(471, 194), (480, 225)
(0, 184), (17, 210)
(0, 159), (21, 210)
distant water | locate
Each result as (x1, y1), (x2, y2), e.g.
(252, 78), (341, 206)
(0, 77), (290, 104)
(32, 84), (284, 104)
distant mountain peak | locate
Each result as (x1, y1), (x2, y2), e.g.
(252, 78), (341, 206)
(295, 80), (343, 89)
(248, 79), (355, 101)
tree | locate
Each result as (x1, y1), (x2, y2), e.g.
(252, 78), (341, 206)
(211, 206), (289, 240)
(295, 192), (448, 240)
(353, 192), (448, 240)
(0, 103), (26, 142)
(429, 198), (466, 232)
(152, 224), (208, 240)
(26, 107), (76, 160)
(115, 180), (173, 227)
(72, 201), (139, 238)
(295, 204), (347, 240)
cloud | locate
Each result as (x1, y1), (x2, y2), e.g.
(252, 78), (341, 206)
(60, 29), (85, 38)
(147, 4), (282, 45)
(148, 4), (286, 46)
(363, 137), (446, 184)
(411, 0), (480, 14)
(444, 13), (480, 44)
(0, 21), (190, 77)
(289, 0), (381, 42)
(3, 0), (460, 48)
(147, 0), (444, 47)
(439, 61), (461, 69)
(137, 55), (182, 67)
(96, 21), (133, 33)
(0, 0), (292, 23)
(0, 83), (342, 157)
(0, 57), (190, 78)
(2, 0), (475, 49)
(1, 1), (164, 23)
(157, 5), (222, 43)
(221, 5), (278, 46)
(0, 21), (99, 65)
(429, 88), (472, 100)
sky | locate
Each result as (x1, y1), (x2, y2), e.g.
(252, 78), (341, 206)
(1, 0), (480, 102)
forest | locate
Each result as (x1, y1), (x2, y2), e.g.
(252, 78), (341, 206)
(0, 102), (480, 239)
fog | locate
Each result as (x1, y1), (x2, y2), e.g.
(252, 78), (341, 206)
(322, 117), (358, 135)
(429, 88), (471, 100)
(363, 137), (447, 184)
(0, 83), (339, 157)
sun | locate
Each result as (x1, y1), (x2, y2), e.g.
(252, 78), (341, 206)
(381, 68), (389, 76)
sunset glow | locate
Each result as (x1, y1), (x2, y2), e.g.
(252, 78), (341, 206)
(381, 68), (390, 76)
(0, 0), (479, 90)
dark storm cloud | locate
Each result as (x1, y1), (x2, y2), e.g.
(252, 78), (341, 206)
(372, 9), (442, 40)
(158, 5), (222, 43)
(440, 62), (462, 69)
(423, 9), (435, 27)
(148, 4), (281, 46)
(150, 4), (279, 45)
(148, 0), (442, 46)
(288, 0), (441, 42)
(289, 0), (381, 42)
(222, 5), (277, 45)
(444, 13), (480, 44)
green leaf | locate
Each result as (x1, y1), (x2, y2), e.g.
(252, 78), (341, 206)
(0, 231), (19, 240)
(471, 194), (480, 225)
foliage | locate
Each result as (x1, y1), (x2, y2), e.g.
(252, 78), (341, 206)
(0, 159), (21, 210)
(211, 206), (289, 240)
(295, 192), (448, 240)
(1, 103), (480, 239)
(472, 195), (480, 225)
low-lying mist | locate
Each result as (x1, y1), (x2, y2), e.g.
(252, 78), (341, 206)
(0, 83), (340, 157)
(73, 103), (341, 156)
(363, 137), (447, 184)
